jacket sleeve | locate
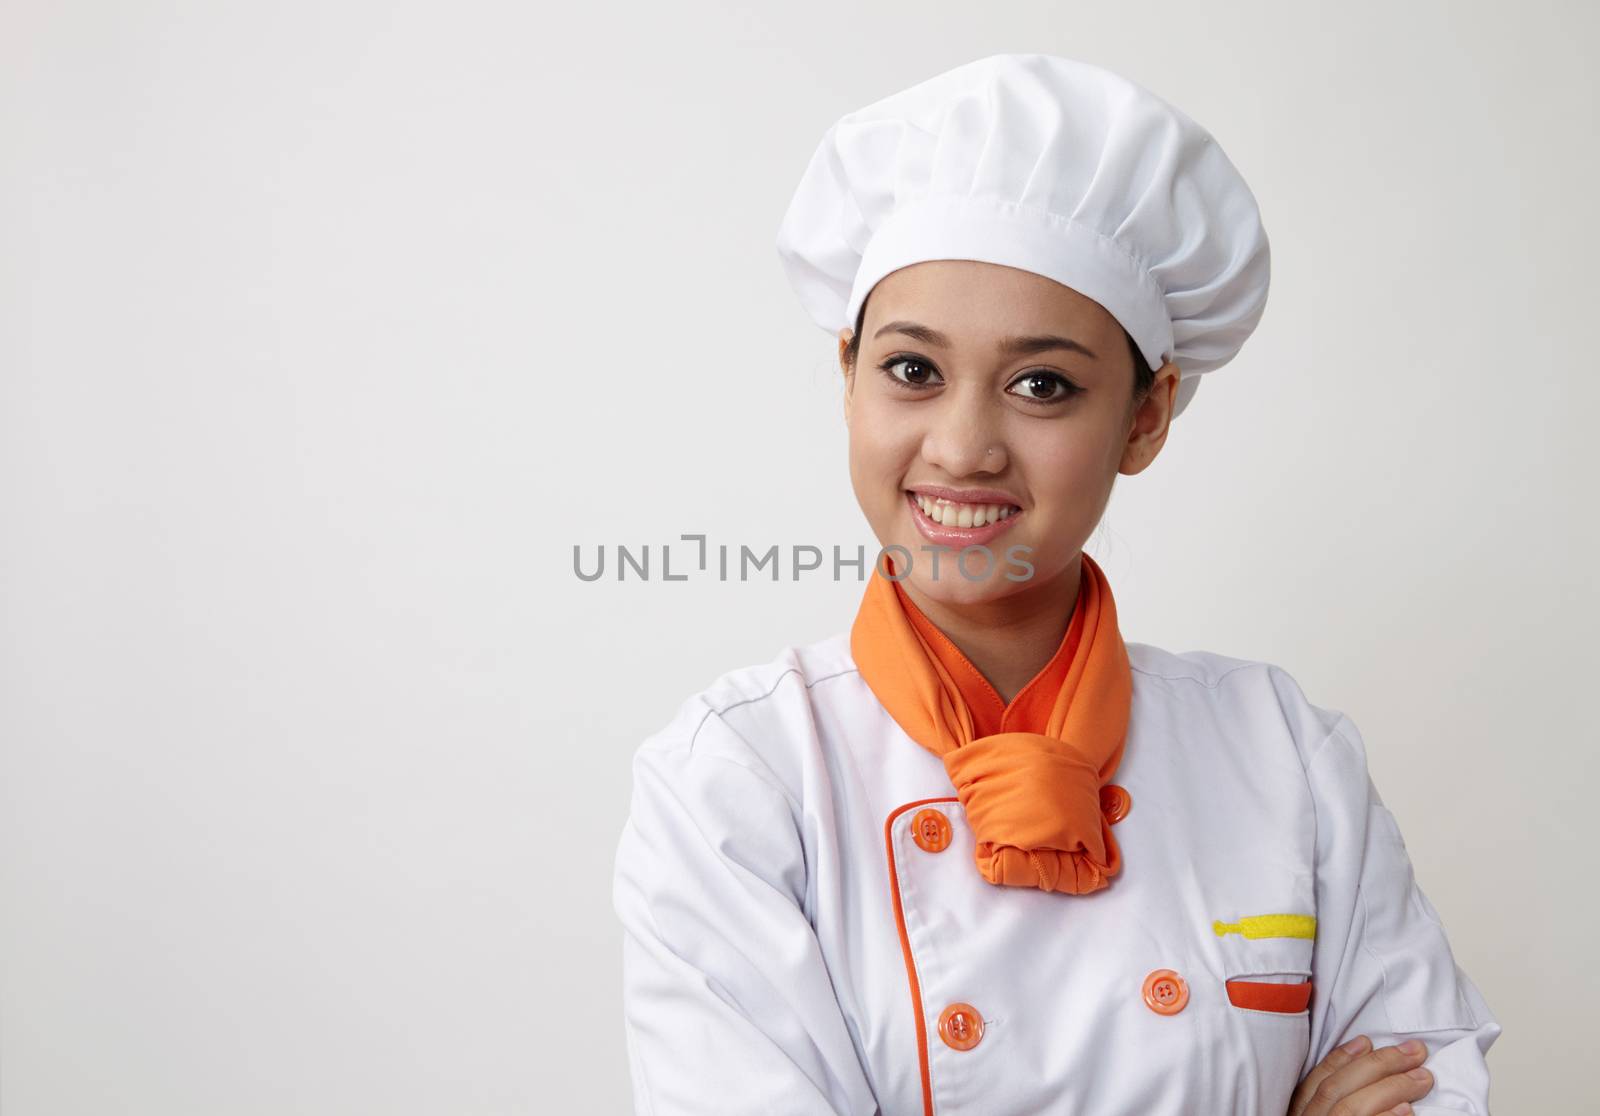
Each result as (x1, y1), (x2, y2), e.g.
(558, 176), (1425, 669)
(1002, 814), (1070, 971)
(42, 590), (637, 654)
(612, 709), (880, 1116)
(1302, 713), (1502, 1114)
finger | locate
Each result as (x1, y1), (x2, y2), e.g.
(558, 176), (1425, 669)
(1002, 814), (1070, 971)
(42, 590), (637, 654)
(1303, 1041), (1429, 1116)
(1334, 1065), (1435, 1116)
(1289, 1035), (1371, 1116)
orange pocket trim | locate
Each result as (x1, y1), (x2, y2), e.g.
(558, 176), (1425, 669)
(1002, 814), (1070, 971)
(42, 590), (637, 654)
(1225, 978), (1313, 1013)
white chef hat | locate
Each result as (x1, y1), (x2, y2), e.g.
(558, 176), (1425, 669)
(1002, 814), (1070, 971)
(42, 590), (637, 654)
(775, 54), (1271, 418)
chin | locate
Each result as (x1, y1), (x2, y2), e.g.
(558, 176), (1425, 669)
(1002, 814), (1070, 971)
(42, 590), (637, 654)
(904, 570), (1024, 607)
(887, 540), (1032, 600)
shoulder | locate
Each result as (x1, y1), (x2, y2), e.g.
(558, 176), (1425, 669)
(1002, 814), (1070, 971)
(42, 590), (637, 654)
(616, 641), (854, 914)
(1125, 640), (1362, 773)
(628, 630), (862, 797)
(688, 629), (860, 731)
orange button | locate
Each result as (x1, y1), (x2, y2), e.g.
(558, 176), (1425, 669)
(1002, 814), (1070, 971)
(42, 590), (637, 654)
(937, 1002), (985, 1051)
(911, 808), (952, 853)
(1143, 969), (1188, 1015)
(1100, 784), (1132, 825)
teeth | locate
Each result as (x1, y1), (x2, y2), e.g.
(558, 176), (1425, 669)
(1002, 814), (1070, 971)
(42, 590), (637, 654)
(912, 494), (1020, 529)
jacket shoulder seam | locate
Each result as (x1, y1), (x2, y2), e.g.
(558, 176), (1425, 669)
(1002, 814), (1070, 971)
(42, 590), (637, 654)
(685, 663), (860, 751)
(1129, 658), (1262, 690)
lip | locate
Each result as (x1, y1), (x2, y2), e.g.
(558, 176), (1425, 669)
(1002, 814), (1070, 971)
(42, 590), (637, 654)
(905, 490), (1024, 548)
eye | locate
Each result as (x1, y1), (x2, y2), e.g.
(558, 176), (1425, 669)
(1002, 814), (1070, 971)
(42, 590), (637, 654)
(878, 356), (943, 390)
(1006, 369), (1081, 403)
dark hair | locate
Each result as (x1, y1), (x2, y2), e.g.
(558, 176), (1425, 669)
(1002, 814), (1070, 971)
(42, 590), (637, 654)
(840, 292), (1156, 408)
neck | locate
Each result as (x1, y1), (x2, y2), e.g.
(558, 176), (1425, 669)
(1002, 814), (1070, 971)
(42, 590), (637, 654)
(899, 553), (1084, 704)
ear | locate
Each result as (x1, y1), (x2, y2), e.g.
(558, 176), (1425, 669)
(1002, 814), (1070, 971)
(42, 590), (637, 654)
(1119, 361), (1180, 475)
(838, 327), (855, 423)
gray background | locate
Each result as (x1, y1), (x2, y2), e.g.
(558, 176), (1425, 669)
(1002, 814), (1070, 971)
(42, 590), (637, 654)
(3, 0), (1593, 1111)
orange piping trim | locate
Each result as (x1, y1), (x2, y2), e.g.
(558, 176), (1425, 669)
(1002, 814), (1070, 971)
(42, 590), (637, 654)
(884, 796), (960, 1116)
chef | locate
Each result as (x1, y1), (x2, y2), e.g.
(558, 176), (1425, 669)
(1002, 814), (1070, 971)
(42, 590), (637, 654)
(612, 54), (1500, 1115)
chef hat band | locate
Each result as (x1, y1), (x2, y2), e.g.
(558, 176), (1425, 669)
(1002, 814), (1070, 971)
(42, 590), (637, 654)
(775, 54), (1271, 419)
(845, 195), (1175, 379)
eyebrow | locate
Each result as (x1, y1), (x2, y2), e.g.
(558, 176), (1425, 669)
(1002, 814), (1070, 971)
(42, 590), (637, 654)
(871, 319), (1098, 361)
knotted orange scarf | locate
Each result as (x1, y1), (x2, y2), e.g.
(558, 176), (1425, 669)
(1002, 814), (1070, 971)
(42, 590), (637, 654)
(851, 552), (1132, 894)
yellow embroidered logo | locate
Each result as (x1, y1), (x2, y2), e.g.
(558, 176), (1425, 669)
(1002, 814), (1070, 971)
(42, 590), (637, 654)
(1212, 914), (1316, 941)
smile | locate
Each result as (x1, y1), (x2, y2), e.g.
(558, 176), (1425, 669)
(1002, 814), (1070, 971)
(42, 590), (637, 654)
(909, 493), (1020, 528)
(904, 490), (1025, 547)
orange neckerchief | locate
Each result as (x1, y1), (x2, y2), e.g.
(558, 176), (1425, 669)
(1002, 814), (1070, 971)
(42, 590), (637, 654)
(851, 551), (1133, 894)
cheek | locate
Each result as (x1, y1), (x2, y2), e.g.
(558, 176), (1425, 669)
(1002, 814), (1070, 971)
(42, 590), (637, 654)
(1034, 435), (1106, 478)
(847, 398), (920, 496)
(1018, 427), (1119, 516)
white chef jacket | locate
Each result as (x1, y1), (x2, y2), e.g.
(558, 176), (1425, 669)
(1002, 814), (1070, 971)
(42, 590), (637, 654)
(612, 631), (1500, 1115)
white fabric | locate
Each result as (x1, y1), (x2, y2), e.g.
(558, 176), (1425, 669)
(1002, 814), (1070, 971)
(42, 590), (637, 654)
(613, 633), (1499, 1114)
(774, 54), (1273, 419)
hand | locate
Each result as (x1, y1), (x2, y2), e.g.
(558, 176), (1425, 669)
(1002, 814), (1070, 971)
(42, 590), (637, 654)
(1287, 1034), (1436, 1116)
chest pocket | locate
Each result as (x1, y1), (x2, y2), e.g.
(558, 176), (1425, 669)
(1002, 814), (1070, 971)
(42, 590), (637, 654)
(1203, 910), (1316, 1116)
(1213, 912), (1316, 1014)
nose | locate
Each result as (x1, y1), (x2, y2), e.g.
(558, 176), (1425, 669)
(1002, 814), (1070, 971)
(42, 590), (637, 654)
(920, 395), (1007, 476)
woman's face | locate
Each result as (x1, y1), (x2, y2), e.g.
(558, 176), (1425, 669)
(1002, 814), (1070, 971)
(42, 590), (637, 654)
(841, 259), (1180, 609)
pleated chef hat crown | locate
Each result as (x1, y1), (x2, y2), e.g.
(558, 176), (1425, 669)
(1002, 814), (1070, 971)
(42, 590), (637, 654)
(775, 54), (1271, 418)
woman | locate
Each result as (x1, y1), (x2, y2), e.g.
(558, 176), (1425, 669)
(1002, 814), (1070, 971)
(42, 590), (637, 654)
(613, 55), (1499, 1115)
